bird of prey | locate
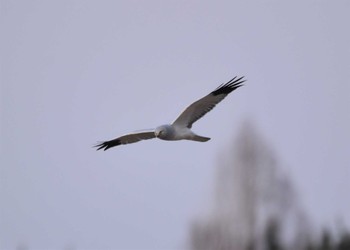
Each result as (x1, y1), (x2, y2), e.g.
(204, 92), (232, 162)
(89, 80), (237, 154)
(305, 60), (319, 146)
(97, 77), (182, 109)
(95, 76), (245, 150)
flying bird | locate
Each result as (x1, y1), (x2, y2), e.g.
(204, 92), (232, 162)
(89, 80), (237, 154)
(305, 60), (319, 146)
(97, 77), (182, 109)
(95, 76), (245, 150)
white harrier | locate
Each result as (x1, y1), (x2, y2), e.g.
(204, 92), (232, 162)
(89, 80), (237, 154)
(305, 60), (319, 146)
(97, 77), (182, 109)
(95, 76), (245, 150)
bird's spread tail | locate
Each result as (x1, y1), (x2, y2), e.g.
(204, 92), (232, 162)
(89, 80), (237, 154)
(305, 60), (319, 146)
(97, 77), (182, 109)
(192, 135), (211, 142)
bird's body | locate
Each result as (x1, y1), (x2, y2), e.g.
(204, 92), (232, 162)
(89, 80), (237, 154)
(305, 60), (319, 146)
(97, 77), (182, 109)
(95, 76), (245, 151)
(155, 124), (210, 142)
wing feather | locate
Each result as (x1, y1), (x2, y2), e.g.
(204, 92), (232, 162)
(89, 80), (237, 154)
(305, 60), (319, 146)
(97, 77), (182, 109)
(95, 131), (156, 151)
(172, 76), (245, 128)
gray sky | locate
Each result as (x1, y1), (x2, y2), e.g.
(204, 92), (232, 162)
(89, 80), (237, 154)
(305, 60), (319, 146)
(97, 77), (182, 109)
(1, 1), (350, 249)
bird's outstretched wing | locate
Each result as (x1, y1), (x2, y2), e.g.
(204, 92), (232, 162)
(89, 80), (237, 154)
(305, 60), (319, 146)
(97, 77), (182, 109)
(172, 76), (245, 128)
(95, 131), (156, 150)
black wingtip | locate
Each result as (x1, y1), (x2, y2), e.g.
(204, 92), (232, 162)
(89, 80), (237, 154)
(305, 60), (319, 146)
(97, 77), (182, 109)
(212, 76), (246, 96)
(94, 142), (108, 151)
(94, 139), (121, 151)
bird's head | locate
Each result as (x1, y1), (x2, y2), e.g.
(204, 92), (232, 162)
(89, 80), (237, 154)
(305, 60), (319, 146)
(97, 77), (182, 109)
(155, 125), (168, 139)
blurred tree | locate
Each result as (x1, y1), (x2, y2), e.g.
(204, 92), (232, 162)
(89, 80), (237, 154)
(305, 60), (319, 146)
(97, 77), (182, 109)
(318, 229), (333, 250)
(264, 218), (283, 250)
(336, 231), (350, 250)
(189, 121), (305, 250)
(189, 121), (350, 250)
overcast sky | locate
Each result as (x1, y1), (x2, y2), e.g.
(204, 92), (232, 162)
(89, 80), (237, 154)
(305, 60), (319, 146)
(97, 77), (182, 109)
(1, 1), (350, 249)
